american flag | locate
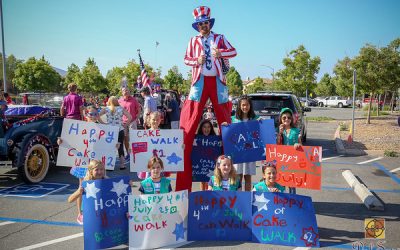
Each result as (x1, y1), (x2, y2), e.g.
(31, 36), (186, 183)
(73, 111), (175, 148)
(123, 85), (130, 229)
(137, 49), (151, 90)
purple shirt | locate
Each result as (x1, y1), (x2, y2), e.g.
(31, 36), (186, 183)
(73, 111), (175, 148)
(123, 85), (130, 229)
(62, 93), (83, 120)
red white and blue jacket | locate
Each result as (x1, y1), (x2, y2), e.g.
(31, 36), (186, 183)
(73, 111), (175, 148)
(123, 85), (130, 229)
(184, 32), (237, 85)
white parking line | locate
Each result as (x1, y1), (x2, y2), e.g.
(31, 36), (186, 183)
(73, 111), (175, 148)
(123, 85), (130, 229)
(321, 155), (343, 161)
(357, 157), (383, 165)
(0, 221), (15, 226)
(292, 247), (310, 250)
(15, 233), (83, 250)
(390, 167), (400, 173)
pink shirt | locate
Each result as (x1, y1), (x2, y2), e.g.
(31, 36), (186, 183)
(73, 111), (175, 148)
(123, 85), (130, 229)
(63, 93), (83, 120)
(118, 95), (140, 124)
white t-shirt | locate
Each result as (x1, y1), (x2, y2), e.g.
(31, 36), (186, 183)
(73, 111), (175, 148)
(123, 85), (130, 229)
(201, 35), (217, 76)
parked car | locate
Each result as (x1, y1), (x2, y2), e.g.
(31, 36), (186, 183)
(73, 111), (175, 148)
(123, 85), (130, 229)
(1, 105), (64, 183)
(134, 89), (181, 129)
(246, 91), (310, 143)
(317, 96), (352, 108)
(299, 97), (318, 107)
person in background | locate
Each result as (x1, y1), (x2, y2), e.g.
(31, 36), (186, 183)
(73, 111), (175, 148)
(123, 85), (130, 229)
(165, 93), (180, 129)
(208, 155), (241, 191)
(60, 83), (84, 120)
(140, 87), (157, 129)
(3, 93), (14, 105)
(99, 96), (132, 169)
(119, 87), (141, 163)
(22, 94), (29, 105)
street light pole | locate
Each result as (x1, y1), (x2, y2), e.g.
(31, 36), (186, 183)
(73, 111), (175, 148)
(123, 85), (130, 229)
(260, 65), (274, 83)
(0, 0), (7, 92)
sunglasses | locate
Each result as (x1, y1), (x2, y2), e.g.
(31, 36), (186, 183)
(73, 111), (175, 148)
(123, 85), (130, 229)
(217, 155), (231, 164)
(197, 21), (209, 26)
(282, 116), (292, 120)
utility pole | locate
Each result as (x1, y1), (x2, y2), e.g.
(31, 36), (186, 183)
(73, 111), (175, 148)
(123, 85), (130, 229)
(351, 69), (357, 142)
(1, 0), (7, 92)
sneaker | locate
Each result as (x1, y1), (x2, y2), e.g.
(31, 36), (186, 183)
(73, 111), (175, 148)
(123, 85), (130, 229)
(124, 154), (130, 162)
(76, 214), (83, 225)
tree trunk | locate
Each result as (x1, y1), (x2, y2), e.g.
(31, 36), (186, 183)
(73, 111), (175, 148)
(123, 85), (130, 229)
(390, 91), (395, 113)
(367, 92), (372, 124)
(383, 91), (387, 111)
(377, 94), (380, 117)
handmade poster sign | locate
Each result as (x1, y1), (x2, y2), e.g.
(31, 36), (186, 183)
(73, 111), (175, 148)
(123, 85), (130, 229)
(266, 145), (322, 190)
(252, 192), (319, 247)
(82, 176), (131, 249)
(128, 190), (188, 249)
(129, 129), (184, 172)
(57, 119), (119, 170)
(221, 119), (276, 164)
(191, 135), (222, 182)
(188, 191), (252, 241)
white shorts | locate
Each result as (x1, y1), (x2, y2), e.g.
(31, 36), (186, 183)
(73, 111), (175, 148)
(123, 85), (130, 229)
(234, 161), (256, 175)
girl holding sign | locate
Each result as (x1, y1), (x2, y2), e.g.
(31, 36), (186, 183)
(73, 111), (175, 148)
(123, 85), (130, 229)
(99, 96), (132, 170)
(196, 119), (217, 191)
(68, 160), (107, 224)
(136, 156), (172, 194)
(208, 155), (241, 191)
(253, 161), (285, 192)
(277, 107), (302, 194)
(224, 96), (259, 191)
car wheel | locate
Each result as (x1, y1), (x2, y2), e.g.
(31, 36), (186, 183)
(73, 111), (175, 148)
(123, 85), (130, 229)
(318, 102), (324, 107)
(338, 103), (343, 108)
(15, 134), (51, 183)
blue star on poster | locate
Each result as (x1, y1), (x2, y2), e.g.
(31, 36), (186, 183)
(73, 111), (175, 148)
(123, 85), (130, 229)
(167, 152), (182, 164)
(172, 222), (186, 241)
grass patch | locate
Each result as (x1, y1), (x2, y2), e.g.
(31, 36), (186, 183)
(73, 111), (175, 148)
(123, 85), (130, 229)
(363, 111), (390, 117)
(339, 122), (349, 131)
(384, 150), (399, 157)
(306, 116), (335, 122)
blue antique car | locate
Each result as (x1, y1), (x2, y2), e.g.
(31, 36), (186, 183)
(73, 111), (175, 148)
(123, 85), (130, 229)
(0, 105), (64, 183)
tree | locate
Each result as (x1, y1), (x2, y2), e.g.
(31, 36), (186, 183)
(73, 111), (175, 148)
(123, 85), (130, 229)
(76, 58), (106, 93)
(105, 66), (125, 96)
(381, 38), (400, 111)
(0, 54), (23, 90)
(274, 45), (321, 96)
(315, 73), (336, 97)
(245, 77), (266, 94)
(64, 63), (81, 89)
(226, 66), (243, 96)
(164, 66), (184, 92)
(331, 57), (355, 97)
(14, 57), (62, 92)
(352, 44), (382, 124)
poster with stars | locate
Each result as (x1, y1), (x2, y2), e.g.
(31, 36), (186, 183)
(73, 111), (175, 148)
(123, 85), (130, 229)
(191, 135), (222, 182)
(82, 176), (131, 249)
(266, 144), (322, 190)
(252, 192), (319, 247)
(57, 119), (120, 170)
(128, 190), (188, 249)
(221, 119), (276, 164)
(188, 191), (252, 241)
(129, 129), (184, 172)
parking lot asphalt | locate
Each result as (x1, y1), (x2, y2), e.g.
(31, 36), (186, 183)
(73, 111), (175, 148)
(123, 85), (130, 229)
(0, 107), (399, 249)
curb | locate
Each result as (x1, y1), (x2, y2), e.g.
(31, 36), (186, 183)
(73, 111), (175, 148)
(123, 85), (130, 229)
(342, 170), (384, 211)
(333, 124), (365, 156)
(334, 126), (346, 154)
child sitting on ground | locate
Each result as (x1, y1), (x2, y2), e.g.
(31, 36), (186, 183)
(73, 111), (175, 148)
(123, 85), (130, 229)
(253, 160), (285, 192)
(208, 155), (241, 191)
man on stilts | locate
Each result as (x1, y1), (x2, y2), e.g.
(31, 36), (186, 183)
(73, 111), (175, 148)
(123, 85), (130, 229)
(176, 6), (237, 192)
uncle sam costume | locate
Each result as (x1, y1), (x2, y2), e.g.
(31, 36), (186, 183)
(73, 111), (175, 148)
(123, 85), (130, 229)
(176, 6), (237, 192)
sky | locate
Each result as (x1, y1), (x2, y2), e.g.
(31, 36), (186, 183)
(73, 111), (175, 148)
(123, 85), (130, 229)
(3, 0), (400, 81)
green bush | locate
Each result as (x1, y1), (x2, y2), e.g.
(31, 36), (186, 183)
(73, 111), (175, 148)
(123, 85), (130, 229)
(384, 150), (399, 157)
(339, 122), (348, 131)
(307, 117), (335, 122)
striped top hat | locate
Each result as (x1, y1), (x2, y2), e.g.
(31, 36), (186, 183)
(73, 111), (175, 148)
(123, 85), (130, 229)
(192, 6), (215, 31)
